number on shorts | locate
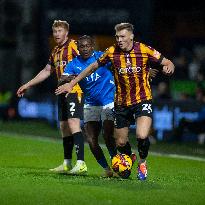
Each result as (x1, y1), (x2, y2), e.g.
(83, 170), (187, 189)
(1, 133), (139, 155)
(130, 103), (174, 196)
(142, 103), (152, 113)
(69, 102), (76, 115)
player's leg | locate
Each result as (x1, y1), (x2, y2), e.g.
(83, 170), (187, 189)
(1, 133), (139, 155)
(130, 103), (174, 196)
(85, 121), (113, 177)
(67, 93), (87, 174)
(49, 94), (73, 173)
(114, 105), (133, 157)
(135, 100), (153, 180)
(101, 102), (117, 159)
(102, 120), (117, 158)
(115, 127), (130, 154)
(84, 105), (112, 177)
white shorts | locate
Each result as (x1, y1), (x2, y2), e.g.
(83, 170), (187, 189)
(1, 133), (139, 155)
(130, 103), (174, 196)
(84, 102), (114, 123)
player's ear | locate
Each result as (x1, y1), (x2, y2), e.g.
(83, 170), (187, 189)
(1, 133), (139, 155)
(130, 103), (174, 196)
(130, 34), (134, 40)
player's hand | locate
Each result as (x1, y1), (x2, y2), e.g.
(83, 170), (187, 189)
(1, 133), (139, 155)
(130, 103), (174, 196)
(55, 83), (73, 97)
(162, 65), (174, 76)
(16, 84), (29, 97)
(149, 69), (159, 78)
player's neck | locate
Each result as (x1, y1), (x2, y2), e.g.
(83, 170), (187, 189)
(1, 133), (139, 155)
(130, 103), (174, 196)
(123, 42), (134, 52)
(58, 37), (68, 46)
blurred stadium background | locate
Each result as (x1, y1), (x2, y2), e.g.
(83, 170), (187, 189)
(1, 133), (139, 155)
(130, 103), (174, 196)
(0, 0), (205, 147)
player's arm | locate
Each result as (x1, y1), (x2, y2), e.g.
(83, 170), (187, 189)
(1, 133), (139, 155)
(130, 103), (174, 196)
(55, 61), (99, 95)
(58, 61), (76, 86)
(16, 64), (52, 97)
(160, 57), (175, 76)
(58, 75), (76, 86)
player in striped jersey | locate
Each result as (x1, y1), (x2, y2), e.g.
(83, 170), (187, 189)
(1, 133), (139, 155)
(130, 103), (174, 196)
(55, 23), (175, 180)
(16, 20), (87, 174)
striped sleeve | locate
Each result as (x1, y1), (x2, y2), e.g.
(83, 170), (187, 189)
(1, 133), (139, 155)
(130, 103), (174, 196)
(144, 44), (163, 64)
(97, 46), (113, 66)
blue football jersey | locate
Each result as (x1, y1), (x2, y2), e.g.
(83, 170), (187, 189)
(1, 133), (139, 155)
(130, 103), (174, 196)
(63, 51), (115, 106)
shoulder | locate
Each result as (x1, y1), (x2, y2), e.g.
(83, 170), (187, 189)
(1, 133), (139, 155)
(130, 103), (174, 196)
(133, 41), (146, 48)
(94, 51), (104, 58)
(70, 56), (80, 64)
(138, 41), (155, 50)
(68, 39), (77, 47)
(107, 45), (115, 52)
(70, 39), (77, 44)
(101, 45), (116, 56)
(67, 56), (79, 65)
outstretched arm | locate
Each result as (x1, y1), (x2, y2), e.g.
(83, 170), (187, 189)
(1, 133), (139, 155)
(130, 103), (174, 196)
(55, 61), (99, 95)
(16, 64), (52, 97)
(161, 57), (175, 76)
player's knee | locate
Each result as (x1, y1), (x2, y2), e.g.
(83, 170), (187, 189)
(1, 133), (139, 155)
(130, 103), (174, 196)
(60, 122), (68, 134)
(137, 135), (147, 139)
(116, 138), (127, 147)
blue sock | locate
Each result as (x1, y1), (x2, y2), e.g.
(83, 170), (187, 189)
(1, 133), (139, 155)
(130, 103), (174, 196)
(108, 148), (117, 159)
(97, 155), (109, 169)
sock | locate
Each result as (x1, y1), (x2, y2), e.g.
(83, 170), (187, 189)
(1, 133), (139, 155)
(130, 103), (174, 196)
(73, 132), (84, 161)
(97, 156), (109, 169)
(88, 142), (109, 169)
(63, 159), (72, 166)
(107, 147), (117, 159)
(63, 136), (74, 160)
(117, 141), (132, 156)
(137, 138), (150, 160)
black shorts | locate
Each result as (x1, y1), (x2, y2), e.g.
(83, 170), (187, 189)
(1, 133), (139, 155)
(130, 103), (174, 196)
(58, 93), (84, 121)
(114, 100), (153, 129)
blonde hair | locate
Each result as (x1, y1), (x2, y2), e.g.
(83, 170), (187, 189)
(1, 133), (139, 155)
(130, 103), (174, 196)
(52, 20), (69, 31)
(114, 23), (134, 33)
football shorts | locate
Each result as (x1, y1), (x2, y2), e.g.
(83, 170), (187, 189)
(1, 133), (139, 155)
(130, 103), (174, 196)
(114, 100), (153, 129)
(58, 93), (84, 121)
(84, 102), (114, 123)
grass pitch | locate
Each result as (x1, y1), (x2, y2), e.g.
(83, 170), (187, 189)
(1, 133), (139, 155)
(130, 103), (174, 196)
(0, 132), (205, 205)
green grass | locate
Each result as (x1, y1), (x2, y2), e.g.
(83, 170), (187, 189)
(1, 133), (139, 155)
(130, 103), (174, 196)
(1, 120), (205, 158)
(0, 133), (205, 205)
(0, 120), (60, 138)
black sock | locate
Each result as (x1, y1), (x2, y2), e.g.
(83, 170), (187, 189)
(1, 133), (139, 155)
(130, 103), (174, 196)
(117, 141), (132, 156)
(63, 136), (74, 159)
(73, 132), (84, 161)
(137, 138), (150, 160)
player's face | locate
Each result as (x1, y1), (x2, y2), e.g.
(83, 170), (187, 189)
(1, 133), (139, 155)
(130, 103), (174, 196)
(53, 26), (68, 45)
(115, 29), (134, 51)
(78, 39), (94, 59)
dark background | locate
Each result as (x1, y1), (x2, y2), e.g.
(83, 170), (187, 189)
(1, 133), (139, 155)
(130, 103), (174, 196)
(0, 0), (204, 94)
(0, 0), (205, 143)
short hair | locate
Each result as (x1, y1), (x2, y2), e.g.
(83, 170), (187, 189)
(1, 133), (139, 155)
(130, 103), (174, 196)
(52, 20), (69, 31)
(114, 23), (134, 33)
(77, 35), (94, 45)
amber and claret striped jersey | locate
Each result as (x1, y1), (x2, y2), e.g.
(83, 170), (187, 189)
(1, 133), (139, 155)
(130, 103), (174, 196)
(48, 39), (82, 94)
(97, 42), (163, 106)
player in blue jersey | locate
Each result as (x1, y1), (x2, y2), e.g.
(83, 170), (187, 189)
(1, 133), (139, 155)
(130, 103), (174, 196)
(61, 35), (117, 177)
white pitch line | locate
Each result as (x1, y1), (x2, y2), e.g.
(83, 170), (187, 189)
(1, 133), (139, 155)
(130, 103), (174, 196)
(150, 151), (205, 162)
(1, 131), (205, 162)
